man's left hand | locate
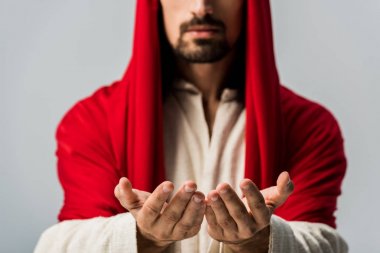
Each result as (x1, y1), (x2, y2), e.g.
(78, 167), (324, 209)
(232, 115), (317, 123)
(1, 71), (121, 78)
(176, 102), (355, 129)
(205, 171), (294, 253)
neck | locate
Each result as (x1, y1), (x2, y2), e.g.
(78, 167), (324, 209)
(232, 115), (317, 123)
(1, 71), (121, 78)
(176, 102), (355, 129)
(175, 49), (236, 103)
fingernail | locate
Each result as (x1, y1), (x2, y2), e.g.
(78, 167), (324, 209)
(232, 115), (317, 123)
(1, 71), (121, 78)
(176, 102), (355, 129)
(287, 179), (294, 192)
(242, 183), (250, 190)
(211, 195), (218, 201)
(185, 185), (195, 193)
(193, 196), (202, 203)
(287, 178), (292, 187)
(219, 188), (227, 194)
(163, 184), (172, 193)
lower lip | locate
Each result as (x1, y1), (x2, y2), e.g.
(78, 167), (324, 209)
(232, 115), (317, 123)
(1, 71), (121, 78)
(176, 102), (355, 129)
(187, 30), (218, 38)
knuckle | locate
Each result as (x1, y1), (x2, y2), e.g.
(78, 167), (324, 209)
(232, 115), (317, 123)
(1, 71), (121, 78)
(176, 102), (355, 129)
(178, 221), (196, 232)
(221, 217), (234, 228)
(253, 199), (266, 209)
(163, 210), (181, 223)
(232, 208), (247, 220)
(143, 203), (160, 216)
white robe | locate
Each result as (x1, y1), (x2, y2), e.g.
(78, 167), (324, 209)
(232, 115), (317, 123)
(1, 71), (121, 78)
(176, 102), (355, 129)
(34, 80), (348, 253)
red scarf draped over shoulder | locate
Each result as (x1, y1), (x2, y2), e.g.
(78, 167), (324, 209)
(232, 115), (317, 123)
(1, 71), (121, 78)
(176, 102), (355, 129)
(56, 0), (346, 228)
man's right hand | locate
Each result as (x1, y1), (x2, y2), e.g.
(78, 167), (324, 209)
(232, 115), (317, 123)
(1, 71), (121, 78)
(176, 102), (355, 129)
(114, 177), (206, 252)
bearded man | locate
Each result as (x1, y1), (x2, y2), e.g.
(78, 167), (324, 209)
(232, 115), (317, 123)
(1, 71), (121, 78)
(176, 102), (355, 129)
(35, 0), (348, 252)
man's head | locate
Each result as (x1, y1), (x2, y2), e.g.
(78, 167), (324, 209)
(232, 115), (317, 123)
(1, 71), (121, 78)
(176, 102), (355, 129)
(160, 0), (245, 63)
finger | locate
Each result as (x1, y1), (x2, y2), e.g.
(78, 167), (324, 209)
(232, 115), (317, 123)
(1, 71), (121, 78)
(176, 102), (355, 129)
(240, 179), (270, 226)
(277, 171), (294, 196)
(159, 181), (197, 229)
(139, 181), (174, 224)
(205, 203), (223, 239)
(260, 171), (294, 211)
(205, 204), (218, 227)
(216, 183), (254, 233)
(115, 178), (140, 212)
(173, 191), (206, 239)
(208, 190), (238, 234)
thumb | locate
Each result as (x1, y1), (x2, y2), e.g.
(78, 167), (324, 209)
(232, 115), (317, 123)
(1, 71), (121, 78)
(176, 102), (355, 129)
(277, 171), (294, 196)
(115, 177), (141, 213)
(260, 171), (294, 211)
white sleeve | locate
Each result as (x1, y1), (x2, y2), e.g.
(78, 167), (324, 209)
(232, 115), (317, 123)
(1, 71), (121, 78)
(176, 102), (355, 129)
(34, 212), (138, 253)
(269, 215), (348, 253)
(208, 215), (348, 253)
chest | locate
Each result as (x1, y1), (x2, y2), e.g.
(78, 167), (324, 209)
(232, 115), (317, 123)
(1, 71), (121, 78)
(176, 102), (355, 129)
(163, 91), (246, 195)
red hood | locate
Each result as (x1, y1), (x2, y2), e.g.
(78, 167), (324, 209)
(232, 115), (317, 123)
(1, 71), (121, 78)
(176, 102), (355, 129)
(123, 0), (283, 191)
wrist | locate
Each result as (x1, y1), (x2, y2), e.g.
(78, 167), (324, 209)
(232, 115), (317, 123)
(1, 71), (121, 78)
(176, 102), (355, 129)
(136, 225), (172, 253)
(225, 225), (270, 253)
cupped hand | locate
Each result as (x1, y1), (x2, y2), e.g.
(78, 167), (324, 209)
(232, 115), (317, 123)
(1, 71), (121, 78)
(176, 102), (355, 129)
(205, 171), (294, 253)
(114, 178), (206, 252)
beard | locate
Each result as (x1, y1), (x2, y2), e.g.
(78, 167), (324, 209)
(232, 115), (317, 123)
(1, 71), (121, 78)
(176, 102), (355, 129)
(174, 37), (230, 63)
(173, 15), (231, 63)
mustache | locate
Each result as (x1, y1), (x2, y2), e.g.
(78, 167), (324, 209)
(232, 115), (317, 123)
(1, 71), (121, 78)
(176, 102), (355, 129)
(179, 14), (226, 34)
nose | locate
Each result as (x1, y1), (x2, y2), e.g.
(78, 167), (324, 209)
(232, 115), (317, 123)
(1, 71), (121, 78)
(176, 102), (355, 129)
(191, 0), (213, 16)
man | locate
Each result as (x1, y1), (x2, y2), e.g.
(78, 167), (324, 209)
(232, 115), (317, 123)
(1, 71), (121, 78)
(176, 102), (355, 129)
(35, 0), (348, 252)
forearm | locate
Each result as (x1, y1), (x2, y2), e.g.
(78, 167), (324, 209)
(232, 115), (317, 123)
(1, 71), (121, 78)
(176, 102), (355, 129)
(269, 215), (348, 253)
(34, 212), (137, 253)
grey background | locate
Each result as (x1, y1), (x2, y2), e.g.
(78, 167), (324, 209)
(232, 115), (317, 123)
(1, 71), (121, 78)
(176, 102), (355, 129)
(1, 0), (379, 252)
